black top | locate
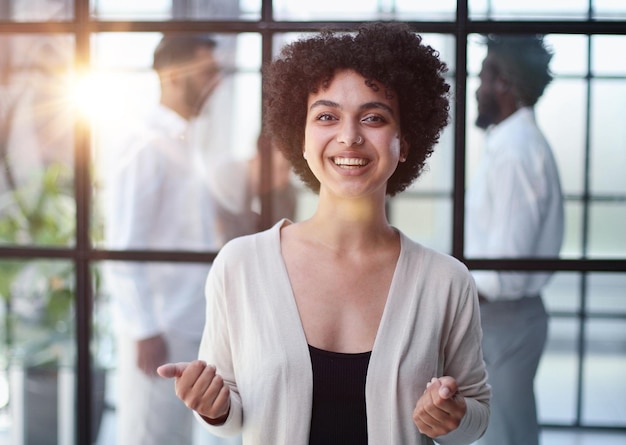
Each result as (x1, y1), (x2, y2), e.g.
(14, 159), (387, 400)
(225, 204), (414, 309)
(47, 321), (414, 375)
(308, 344), (372, 445)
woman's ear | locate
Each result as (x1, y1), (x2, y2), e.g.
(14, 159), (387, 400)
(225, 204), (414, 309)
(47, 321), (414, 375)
(399, 137), (409, 162)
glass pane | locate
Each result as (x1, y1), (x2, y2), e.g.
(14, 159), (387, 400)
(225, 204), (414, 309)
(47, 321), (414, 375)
(292, 182), (317, 222)
(422, 34), (456, 73)
(588, 202), (626, 258)
(582, 319), (626, 426)
(273, 33), (314, 59)
(413, 125), (453, 194)
(465, 75), (483, 181)
(389, 196), (452, 253)
(590, 80), (626, 195)
(593, 0), (626, 19)
(1, 0), (73, 21)
(587, 273), (626, 315)
(563, 200), (584, 259)
(536, 317), (579, 424)
(0, 259), (76, 443)
(466, 35), (492, 187)
(91, 32), (266, 249)
(92, 262), (116, 444)
(91, 0), (260, 21)
(467, 35), (487, 76)
(404, 120), (454, 197)
(393, 0), (456, 21)
(545, 35), (588, 76)
(405, 33), (455, 207)
(592, 36), (626, 75)
(469, 0), (589, 20)
(543, 272), (581, 314)
(273, 0), (455, 21)
(0, 34), (76, 247)
(543, 430), (626, 444)
(537, 78), (587, 196)
(91, 366), (108, 444)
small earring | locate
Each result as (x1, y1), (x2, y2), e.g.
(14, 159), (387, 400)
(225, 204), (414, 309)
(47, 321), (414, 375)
(399, 155), (406, 162)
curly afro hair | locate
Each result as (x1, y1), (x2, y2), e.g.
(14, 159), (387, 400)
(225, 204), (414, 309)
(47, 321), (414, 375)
(263, 21), (450, 196)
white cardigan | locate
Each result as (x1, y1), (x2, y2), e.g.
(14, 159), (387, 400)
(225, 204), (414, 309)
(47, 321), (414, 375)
(197, 220), (490, 444)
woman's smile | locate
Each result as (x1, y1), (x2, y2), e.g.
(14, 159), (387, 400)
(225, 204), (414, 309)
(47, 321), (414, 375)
(332, 156), (370, 168)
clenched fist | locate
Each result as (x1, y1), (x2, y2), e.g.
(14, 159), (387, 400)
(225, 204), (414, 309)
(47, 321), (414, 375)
(413, 376), (467, 438)
(158, 360), (230, 425)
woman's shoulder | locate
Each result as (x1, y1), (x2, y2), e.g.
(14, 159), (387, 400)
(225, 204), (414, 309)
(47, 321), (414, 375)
(399, 231), (471, 277)
(215, 219), (286, 261)
(398, 232), (476, 308)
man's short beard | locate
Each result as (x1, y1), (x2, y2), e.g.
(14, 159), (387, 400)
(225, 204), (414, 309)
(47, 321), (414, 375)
(184, 78), (205, 117)
(475, 113), (492, 130)
(475, 98), (500, 130)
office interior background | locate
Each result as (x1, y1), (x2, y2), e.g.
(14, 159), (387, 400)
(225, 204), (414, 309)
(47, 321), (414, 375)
(0, 0), (625, 443)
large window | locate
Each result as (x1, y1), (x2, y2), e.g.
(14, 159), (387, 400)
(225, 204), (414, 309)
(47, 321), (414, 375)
(0, 0), (625, 443)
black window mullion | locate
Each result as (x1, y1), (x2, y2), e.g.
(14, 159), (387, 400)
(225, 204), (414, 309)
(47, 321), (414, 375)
(74, 0), (93, 443)
(575, 31), (594, 429)
(452, 0), (469, 260)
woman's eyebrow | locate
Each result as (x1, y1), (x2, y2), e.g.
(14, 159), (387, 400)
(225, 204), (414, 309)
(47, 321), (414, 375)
(309, 99), (339, 111)
(309, 100), (394, 115)
(360, 101), (394, 115)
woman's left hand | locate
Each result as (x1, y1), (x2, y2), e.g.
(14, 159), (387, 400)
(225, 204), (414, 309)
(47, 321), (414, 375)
(413, 376), (467, 438)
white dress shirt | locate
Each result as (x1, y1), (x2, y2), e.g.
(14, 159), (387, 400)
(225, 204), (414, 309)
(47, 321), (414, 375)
(103, 105), (218, 340)
(465, 107), (564, 301)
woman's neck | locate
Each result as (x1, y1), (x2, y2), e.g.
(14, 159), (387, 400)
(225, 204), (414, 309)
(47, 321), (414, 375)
(305, 203), (395, 252)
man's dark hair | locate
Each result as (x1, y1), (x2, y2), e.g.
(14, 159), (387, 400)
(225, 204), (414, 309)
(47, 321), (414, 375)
(152, 34), (217, 72)
(485, 34), (553, 106)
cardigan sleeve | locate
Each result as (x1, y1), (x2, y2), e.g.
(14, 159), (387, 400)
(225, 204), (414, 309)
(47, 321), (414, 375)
(435, 274), (490, 444)
(194, 245), (244, 437)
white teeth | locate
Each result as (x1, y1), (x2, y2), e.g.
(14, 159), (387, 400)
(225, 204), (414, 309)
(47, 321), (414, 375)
(333, 157), (368, 167)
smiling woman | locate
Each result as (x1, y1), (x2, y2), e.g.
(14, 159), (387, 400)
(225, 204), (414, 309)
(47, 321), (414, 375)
(157, 22), (490, 445)
(2, 2), (625, 445)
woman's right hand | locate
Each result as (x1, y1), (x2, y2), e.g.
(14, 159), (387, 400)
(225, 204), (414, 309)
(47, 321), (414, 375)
(157, 360), (231, 424)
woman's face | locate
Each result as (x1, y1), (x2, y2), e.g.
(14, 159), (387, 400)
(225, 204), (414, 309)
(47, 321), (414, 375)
(304, 69), (405, 199)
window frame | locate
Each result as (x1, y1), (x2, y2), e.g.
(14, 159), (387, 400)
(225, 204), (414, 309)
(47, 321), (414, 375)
(0, 0), (625, 442)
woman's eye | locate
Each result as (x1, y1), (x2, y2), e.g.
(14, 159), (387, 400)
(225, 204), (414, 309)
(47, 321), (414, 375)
(317, 113), (336, 121)
(363, 114), (386, 124)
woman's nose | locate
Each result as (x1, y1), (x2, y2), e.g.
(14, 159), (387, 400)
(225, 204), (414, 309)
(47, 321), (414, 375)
(336, 122), (363, 146)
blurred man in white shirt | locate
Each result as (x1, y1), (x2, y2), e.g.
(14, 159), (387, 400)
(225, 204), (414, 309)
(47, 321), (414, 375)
(104, 35), (239, 445)
(465, 35), (564, 445)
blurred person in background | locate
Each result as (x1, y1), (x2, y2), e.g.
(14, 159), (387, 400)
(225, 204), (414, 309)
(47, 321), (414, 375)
(104, 34), (240, 445)
(465, 34), (564, 445)
(207, 132), (297, 245)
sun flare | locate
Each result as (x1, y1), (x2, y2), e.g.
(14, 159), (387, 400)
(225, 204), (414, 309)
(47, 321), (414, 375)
(64, 70), (126, 122)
